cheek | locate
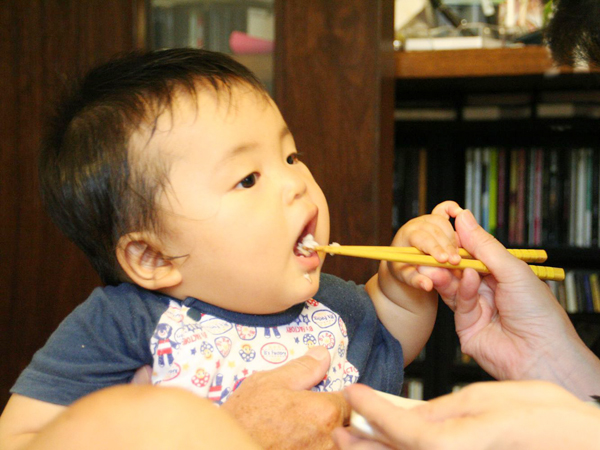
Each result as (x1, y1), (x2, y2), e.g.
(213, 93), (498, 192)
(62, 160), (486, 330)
(310, 184), (330, 237)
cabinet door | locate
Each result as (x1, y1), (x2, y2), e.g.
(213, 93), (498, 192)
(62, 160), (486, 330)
(149, 0), (275, 92)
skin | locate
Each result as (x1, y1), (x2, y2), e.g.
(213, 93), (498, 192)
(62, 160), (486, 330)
(333, 381), (600, 450)
(332, 208), (600, 449)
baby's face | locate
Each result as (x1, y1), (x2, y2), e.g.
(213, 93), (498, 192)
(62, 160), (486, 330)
(147, 84), (329, 314)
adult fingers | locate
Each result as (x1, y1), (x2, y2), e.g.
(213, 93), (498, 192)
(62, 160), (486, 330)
(260, 346), (332, 391)
(332, 427), (390, 450)
(455, 210), (535, 285)
(343, 384), (428, 448)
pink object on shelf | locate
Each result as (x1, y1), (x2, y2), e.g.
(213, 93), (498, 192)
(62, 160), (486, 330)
(229, 31), (274, 55)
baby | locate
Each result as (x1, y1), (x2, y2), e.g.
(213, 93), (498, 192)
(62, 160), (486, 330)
(1, 48), (461, 446)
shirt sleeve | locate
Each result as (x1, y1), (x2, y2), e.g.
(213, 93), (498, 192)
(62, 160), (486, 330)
(11, 284), (169, 405)
(315, 273), (404, 395)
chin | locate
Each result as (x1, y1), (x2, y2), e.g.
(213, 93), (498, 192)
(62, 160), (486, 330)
(302, 270), (321, 297)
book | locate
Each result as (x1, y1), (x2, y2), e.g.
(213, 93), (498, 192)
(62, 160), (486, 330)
(575, 148), (588, 247)
(590, 273), (600, 312)
(508, 149), (519, 244)
(574, 272), (587, 312)
(534, 148), (543, 245)
(527, 148), (536, 245)
(565, 271), (578, 313)
(583, 273), (594, 313)
(473, 148), (482, 225)
(496, 148), (508, 243)
(586, 148), (594, 247)
(541, 148), (551, 244)
(481, 148), (490, 232)
(569, 150), (578, 245)
(546, 149), (561, 244)
(516, 149), (526, 245)
(465, 148), (474, 213)
(592, 149), (599, 247)
(489, 148), (499, 237)
(560, 150), (570, 245)
(557, 278), (568, 310)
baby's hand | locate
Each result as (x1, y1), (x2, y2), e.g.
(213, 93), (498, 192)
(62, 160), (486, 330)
(389, 201), (463, 291)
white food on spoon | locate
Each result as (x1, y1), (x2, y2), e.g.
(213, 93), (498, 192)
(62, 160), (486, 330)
(327, 242), (340, 255)
(297, 233), (319, 257)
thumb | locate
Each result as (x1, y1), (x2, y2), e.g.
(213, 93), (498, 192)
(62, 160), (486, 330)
(266, 346), (331, 391)
(455, 209), (534, 284)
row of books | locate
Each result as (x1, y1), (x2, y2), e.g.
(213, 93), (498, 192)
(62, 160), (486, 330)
(465, 147), (600, 247)
(548, 270), (600, 314)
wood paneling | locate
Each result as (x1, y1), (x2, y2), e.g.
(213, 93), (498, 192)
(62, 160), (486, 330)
(0, 0), (140, 411)
(275, 0), (395, 284)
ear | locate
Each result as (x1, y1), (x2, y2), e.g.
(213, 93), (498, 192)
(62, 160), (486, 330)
(116, 233), (183, 291)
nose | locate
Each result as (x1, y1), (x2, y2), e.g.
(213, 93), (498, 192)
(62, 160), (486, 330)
(283, 169), (308, 204)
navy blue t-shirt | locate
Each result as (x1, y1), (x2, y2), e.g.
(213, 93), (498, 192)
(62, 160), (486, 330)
(12, 273), (403, 405)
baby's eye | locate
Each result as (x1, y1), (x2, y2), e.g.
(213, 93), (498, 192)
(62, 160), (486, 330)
(286, 153), (301, 165)
(236, 172), (259, 189)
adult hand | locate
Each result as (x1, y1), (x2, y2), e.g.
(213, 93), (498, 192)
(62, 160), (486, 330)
(433, 209), (600, 399)
(333, 381), (600, 450)
(222, 346), (350, 449)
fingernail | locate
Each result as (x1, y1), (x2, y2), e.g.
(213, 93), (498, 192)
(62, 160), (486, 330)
(305, 346), (328, 361)
(461, 209), (478, 230)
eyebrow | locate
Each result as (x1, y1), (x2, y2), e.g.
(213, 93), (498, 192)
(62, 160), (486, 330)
(220, 126), (292, 163)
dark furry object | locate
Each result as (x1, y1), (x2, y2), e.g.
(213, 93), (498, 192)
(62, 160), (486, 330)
(545, 0), (600, 67)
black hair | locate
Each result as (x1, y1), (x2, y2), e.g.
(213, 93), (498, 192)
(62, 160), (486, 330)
(545, 0), (600, 67)
(39, 48), (267, 286)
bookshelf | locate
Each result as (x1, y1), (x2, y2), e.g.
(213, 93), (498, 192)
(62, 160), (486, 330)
(242, 2), (600, 401)
(395, 46), (558, 79)
(395, 46), (600, 399)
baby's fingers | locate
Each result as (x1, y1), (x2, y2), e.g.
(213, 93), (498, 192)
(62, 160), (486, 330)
(407, 223), (460, 265)
(389, 262), (433, 291)
(431, 201), (463, 219)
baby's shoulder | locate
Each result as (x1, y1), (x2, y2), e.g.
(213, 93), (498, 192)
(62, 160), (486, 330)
(76, 283), (174, 322)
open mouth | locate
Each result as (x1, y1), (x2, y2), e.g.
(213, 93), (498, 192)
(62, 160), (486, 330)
(294, 214), (319, 257)
(295, 233), (319, 257)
